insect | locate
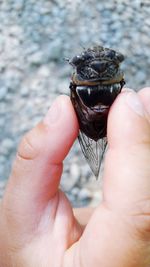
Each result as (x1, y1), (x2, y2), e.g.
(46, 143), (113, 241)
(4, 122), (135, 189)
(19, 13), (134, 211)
(69, 45), (125, 178)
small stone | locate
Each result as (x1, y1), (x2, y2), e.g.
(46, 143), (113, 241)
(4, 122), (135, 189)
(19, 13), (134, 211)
(9, 25), (23, 37)
(0, 86), (8, 100)
(25, 43), (40, 56)
(0, 138), (14, 156)
(66, 192), (76, 205)
(38, 65), (50, 77)
(78, 188), (92, 201)
(27, 51), (44, 65)
(89, 191), (102, 207)
(61, 163), (80, 191)
(56, 79), (69, 94)
(46, 39), (62, 61)
(4, 69), (23, 90)
(20, 86), (29, 97)
(0, 102), (7, 114)
(135, 71), (146, 85)
(12, 0), (24, 11)
(0, 156), (5, 164)
(70, 163), (80, 182)
(71, 187), (80, 197)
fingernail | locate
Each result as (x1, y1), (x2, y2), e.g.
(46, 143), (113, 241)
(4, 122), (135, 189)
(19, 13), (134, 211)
(44, 98), (61, 125)
(126, 91), (145, 116)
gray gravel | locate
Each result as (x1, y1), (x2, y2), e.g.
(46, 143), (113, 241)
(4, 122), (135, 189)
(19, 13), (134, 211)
(0, 0), (150, 207)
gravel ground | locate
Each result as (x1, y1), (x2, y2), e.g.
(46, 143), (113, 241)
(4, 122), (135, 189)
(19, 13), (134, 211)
(0, 0), (150, 207)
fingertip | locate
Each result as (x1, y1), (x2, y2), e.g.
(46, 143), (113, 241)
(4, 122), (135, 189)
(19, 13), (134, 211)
(138, 87), (150, 96)
(107, 90), (150, 149)
(44, 94), (79, 140)
(47, 94), (79, 161)
(15, 94), (78, 169)
(104, 88), (150, 213)
(59, 94), (79, 139)
(138, 87), (150, 118)
(121, 87), (134, 93)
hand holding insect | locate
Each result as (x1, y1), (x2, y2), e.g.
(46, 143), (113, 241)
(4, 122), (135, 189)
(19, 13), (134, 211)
(0, 88), (150, 267)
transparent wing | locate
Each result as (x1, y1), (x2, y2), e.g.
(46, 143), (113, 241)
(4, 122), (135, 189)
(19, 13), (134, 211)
(78, 131), (107, 179)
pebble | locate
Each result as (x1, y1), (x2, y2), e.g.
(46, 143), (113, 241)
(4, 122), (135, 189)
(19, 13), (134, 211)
(27, 51), (45, 65)
(70, 163), (80, 182)
(78, 188), (92, 201)
(38, 65), (50, 77)
(71, 187), (80, 197)
(76, 188), (93, 206)
(20, 86), (29, 97)
(8, 25), (23, 37)
(61, 163), (80, 192)
(0, 138), (14, 156)
(0, 86), (8, 100)
(0, 156), (6, 165)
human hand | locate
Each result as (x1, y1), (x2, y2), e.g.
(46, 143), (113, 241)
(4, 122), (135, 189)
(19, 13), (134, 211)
(0, 88), (150, 267)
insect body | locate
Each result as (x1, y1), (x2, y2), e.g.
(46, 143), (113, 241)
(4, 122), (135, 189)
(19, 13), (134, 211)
(69, 45), (125, 178)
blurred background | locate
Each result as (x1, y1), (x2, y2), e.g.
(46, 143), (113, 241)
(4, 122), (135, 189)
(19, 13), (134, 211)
(0, 0), (150, 206)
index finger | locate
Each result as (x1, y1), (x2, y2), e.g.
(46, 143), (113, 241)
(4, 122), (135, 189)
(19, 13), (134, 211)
(3, 95), (79, 217)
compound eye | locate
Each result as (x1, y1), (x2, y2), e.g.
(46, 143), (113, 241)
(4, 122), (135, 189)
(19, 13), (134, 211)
(116, 52), (124, 62)
(70, 55), (84, 66)
(105, 49), (116, 59)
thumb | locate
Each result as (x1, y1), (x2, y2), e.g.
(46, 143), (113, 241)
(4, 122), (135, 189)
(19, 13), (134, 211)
(103, 88), (150, 217)
(73, 89), (150, 267)
(63, 89), (150, 267)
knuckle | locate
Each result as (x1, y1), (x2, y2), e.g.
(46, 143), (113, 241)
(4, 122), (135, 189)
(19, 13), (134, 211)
(17, 131), (39, 160)
(129, 199), (150, 240)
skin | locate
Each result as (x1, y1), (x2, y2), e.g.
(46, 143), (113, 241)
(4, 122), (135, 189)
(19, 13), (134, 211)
(0, 87), (150, 267)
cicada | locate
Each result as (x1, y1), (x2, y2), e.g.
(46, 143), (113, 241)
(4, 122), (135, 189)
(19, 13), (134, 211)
(69, 45), (125, 178)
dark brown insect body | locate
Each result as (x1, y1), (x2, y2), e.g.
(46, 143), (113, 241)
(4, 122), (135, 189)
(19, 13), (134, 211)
(69, 45), (125, 177)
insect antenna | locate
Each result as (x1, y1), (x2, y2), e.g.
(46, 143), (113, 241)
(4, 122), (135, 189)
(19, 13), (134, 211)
(80, 44), (86, 50)
(63, 57), (70, 62)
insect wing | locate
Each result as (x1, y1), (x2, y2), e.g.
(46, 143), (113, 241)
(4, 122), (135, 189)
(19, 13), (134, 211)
(78, 131), (107, 179)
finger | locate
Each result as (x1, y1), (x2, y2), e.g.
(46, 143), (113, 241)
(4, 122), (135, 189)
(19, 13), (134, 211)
(3, 95), (78, 217)
(71, 89), (150, 267)
(103, 88), (150, 211)
(138, 87), (150, 122)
